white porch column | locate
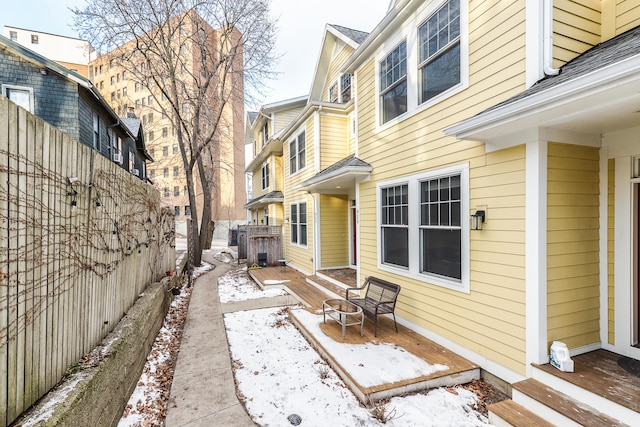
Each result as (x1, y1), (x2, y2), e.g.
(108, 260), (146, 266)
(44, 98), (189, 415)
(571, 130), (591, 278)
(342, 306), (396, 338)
(526, 139), (548, 374)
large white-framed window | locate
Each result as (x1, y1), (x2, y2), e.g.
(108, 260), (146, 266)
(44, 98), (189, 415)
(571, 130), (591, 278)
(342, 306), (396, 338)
(2, 84), (34, 112)
(375, 0), (468, 129)
(418, 0), (461, 103)
(379, 40), (407, 124)
(290, 201), (308, 247)
(378, 163), (469, 292)
(289, 131), (306, 175)
(341, 73), (352, 102)
(261, 162), (270, 190)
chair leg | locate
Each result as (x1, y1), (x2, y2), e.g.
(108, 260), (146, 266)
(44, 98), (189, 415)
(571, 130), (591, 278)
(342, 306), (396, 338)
(392, 313), (398, 333)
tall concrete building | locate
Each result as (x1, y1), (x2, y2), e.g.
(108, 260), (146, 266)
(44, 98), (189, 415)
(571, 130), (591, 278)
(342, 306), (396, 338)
(87, 12), (246, 241)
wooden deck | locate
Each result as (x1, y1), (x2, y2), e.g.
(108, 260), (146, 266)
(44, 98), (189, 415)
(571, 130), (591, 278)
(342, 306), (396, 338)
(249, 266), (480, 402)
(534, 349), (640, 414)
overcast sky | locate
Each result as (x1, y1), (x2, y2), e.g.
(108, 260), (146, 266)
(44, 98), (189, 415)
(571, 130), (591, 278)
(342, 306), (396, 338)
(2, 0), (389, 108)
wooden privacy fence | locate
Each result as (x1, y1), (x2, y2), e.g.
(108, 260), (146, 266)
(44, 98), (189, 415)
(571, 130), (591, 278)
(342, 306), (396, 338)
(0, 97), (175, 426)
(241, 225), (282, 267)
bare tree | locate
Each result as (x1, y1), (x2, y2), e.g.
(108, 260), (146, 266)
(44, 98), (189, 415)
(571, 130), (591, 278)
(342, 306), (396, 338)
(72, 0), (277, 266)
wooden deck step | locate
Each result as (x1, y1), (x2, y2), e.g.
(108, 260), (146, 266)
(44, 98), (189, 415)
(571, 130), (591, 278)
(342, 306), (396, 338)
(488, 400), (555, 427)
(306, 275), (347, 299)
(512, 379), (628, 427)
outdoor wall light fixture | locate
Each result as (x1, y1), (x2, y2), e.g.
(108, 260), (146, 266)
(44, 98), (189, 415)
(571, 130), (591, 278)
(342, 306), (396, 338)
(471, 210), (486, 230)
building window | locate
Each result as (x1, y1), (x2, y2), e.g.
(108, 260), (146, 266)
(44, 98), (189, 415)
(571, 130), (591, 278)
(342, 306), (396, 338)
(290, 202), (308, 246)
(148, 131), (154, 140)
(149, 169), (155, 178)
(99, 65), (103, 74)
(92, 112), (100, 149)
(379, 41), (407, 124)
(418, 0), (461, 103)
(2, 85), (34, 112)
(135, 82), (140, 92)
(381, 184), (409, 267)
(122, 71), (127, 80)
(341, 73), (352, 102)
(162, 127), (168, 138)
(110, 75), (115, 85)
(31, 34), (38, 44)
(123, 87), (127, 96)
(378, 164), (469, 291)
(9, 31), (17, 41)
(117, 73), (120, 83)
(148, 95), (153, 105)
(149, 148), (155, 158)
(174, 206), (180, 216)
(164, 187), (170, 197)
(162, 146), (168, 156)
(185, 205), (191, 216)
(261, 163), (270, 190)
(289, 131), (306, 174)
(163, 168), (169, 178)
(329, 82), (338, 103)
(262, 122), (269, 147)
(420, 174), (461, 280)
(148, 112), (153, 123)
(174, 186), (180, 196)
(111, 92), (116, 101)
(129, 150), (136, 172)
(173, 166), (179, 177)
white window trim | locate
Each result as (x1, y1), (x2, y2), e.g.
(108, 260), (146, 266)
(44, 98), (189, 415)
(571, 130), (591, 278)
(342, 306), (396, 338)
(289, 200), (308, 248)
(374, 0), (469, 132)
(261, 162), (270, 190)
(2, 84), (34, 112)
(288, 130), (307, 177)
(376, 163), (470, 293)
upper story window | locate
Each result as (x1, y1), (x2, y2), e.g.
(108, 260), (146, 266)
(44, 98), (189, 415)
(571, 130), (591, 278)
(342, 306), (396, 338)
(9, 31), (17, 41)
(261, 163), (270, 189)
(341, 73), (352, 102)
(418, 0), (460, 103)
(2, 85), (34, 112)
(92, 112), (100, 149)
(329, 82), (338, 103)
(31, 34), (38, 44)
(289, 131), (306, 175)
(379, 41), (407, 124)
(262, 122), (269, 147)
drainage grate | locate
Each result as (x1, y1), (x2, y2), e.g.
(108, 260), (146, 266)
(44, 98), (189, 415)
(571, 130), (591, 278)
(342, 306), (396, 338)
(287, 414), (302, 425)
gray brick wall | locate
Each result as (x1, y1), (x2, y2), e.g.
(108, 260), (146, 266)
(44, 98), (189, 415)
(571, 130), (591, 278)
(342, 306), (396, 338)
(0, 49), (80, 140)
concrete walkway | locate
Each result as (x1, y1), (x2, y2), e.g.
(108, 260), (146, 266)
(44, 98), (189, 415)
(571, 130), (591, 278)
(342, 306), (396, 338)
(165, 256), (256, 426)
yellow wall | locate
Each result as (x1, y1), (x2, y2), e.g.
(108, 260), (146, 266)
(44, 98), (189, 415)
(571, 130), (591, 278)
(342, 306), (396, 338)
(554, 0), (640, 67)
(283, 119), (316, 272)
(546, 143), (600, 350)
(356, 0), (529, 374)
(275, 106), (305, 133)
(319, 115), (349, 170)
(320, 194), (349, 267)
(608, 158), (615, 345)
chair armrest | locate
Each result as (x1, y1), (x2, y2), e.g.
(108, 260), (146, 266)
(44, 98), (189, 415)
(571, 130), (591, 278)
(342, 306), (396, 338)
(346, 287), (363, 300)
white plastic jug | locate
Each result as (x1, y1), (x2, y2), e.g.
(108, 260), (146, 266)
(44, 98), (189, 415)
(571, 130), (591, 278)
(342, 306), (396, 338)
(549, 341), (574, 372)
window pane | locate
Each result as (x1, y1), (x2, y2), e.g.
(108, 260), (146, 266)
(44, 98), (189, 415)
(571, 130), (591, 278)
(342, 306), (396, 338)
(300, 225), (307, 245)
(421, 228), (461, 279)
(421, 42), (460, 102)
(382, 227), (409, 267)
(381, 79), (407, 123)
(299, 203), (307, 223)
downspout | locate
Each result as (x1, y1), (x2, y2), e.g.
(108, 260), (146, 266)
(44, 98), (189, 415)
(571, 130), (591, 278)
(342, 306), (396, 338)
(543, 0), (560, 76)
(308, 191), (318, 274)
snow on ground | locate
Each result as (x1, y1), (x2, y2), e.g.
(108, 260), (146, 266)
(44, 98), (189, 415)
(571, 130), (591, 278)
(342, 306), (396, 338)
(225, 307), (493, 427)
(294, 309), (449, 388)
(218, 266), (288, 303)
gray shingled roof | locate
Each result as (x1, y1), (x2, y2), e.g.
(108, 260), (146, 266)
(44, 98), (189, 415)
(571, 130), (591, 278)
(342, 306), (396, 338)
(329, 24), (369, 45)
(312, 154), (371, 180)
(121, 117), (141, 137)
(483, 24), (640, 114)
(244, 190), (284, 208)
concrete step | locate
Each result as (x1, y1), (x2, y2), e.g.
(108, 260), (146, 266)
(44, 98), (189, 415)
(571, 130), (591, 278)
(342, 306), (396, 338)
(511, 378), (628, 426)
(488, 400), (555, 427)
